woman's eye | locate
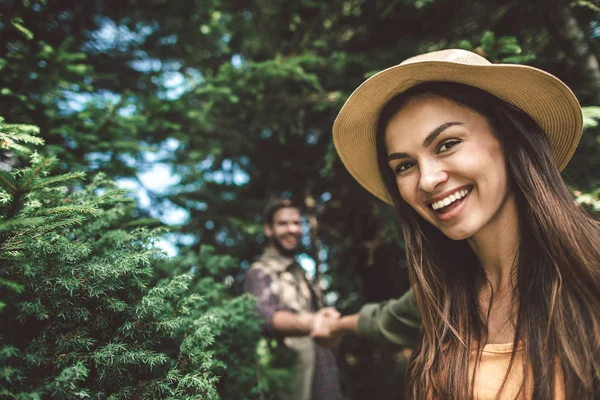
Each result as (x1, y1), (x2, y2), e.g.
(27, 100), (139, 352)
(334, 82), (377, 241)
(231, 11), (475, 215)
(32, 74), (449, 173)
(395, 162), (414, 174)
(438, 140), (460, 153)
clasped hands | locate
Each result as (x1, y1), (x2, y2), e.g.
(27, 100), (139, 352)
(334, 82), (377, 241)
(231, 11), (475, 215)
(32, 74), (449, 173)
(310, 307), (343, 348)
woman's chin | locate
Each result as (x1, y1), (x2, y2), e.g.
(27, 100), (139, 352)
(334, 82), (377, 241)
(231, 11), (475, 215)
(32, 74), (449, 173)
(439, 226), (473, 241)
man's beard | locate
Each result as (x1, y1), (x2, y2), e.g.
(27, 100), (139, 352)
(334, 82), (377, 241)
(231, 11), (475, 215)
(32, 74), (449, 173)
(271, 234), (299, 258)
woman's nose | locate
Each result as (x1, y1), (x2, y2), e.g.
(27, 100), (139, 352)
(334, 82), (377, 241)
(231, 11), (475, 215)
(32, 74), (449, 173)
(418, 161), (448, 193)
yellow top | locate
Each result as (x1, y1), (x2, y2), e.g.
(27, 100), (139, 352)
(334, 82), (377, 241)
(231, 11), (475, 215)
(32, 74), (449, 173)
(470, 342), (565, 400)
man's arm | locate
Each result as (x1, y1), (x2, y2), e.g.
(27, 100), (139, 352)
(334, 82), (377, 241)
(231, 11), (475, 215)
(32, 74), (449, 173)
(272, 307), (339, 337)
(244, 267), (339, 338)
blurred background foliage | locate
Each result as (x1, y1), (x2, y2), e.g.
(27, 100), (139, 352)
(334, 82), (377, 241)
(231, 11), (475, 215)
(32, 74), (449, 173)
(0, 0), (598, 398)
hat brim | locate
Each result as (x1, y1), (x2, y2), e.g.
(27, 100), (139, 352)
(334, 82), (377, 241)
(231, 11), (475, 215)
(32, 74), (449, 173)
(333, 61), (583, 205)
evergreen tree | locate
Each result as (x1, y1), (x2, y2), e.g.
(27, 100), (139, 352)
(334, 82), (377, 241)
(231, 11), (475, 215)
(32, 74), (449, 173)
(0, 121), (289, 399)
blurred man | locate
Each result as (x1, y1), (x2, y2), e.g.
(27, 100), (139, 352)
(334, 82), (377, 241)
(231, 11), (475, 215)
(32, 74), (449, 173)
(244, 199), (346, 400)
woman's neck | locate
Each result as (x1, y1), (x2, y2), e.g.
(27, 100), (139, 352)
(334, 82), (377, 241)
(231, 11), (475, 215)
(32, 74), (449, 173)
(467, 192), (520, 292)
(466, 193), (520, 343)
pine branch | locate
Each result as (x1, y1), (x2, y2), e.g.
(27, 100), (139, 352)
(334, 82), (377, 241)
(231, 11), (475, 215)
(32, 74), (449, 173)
(45, 205), (101, 217)
(30, 171), (86, 190)
(20, 157), (56, 190)
(0, 171), (18, 193)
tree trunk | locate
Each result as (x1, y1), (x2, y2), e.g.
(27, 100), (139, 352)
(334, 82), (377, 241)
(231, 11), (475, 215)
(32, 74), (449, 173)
(540, 0), (600, 104)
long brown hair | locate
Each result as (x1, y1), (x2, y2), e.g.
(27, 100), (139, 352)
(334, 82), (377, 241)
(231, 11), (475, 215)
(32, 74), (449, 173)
(375, 82), (600, 399)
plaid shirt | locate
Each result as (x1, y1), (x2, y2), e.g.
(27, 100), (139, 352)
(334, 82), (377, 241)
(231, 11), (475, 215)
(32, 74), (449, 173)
(244, 248), (346, 400)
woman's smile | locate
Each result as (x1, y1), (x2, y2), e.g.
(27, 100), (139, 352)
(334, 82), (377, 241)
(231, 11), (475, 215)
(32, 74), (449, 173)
(427, 185), (473, 221)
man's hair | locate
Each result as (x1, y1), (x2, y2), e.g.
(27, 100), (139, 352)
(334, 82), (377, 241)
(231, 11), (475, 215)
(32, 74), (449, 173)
(263, 199), (301, 225)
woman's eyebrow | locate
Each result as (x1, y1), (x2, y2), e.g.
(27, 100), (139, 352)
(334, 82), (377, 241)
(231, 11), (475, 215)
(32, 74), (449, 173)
(422, 122), (464, 147)
(387, 121), (464, 162)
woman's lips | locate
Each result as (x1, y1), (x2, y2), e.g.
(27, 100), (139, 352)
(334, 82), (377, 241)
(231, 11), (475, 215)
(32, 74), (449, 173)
(433, 188), (472, 222)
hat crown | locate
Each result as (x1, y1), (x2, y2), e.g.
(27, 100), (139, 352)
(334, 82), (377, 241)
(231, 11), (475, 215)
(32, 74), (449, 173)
(401, 49), (491, 67)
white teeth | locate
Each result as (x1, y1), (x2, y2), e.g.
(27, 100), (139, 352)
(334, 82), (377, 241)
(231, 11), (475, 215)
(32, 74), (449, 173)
(431, 188), (470, 210)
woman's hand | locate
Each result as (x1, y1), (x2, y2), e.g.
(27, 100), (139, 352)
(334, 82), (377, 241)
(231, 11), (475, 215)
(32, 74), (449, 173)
(311, 307), (342, 347)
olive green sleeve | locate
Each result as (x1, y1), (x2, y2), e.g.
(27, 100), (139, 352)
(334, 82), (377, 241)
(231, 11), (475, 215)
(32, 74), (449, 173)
(357, 289), (422, 349)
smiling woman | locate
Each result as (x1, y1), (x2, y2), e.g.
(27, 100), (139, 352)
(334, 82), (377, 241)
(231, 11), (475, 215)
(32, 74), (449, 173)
(321, 49), (600, 400)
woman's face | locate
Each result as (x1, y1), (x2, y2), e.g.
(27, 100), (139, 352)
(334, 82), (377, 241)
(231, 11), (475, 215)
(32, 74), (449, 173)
(385, 95), (515, 241)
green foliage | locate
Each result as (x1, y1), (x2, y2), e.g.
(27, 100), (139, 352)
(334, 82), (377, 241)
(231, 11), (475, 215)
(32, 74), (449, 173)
(582, 106), (600, 129)
(460, 31), (537, 64)
(0, 132), (283, 399)
(574, 187), (600, 211)
(0, 117), (43, 154)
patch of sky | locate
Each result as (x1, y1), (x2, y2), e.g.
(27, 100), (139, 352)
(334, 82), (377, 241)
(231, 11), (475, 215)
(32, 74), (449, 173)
(183, 67), (204, 84)
(130, 58), (162, 73)
(159, 232), (196, 257)
(299, 234), (310, 248)
(138, 163), (180, 192)
(85, 152), (112, 169)
(216, 229), (227, 243)
(301, 219), (311, 236)
(57, 11), (69, 22)
(114, 138), (189, 255)
(159, 34), (178, 45)
(319, 247), (328, 263)
(64, 136), (78, 150)
(261, 129), (272, 139)
(591, 21), (600, 39)
(163, 71), (187, 100)
(118, 103), (137, 117)
(324, 291), (340, 306)
(231, 54), (245, 68)
(222, 191), (235, 201)
(118, 153), (137, 168)
(86, 19), (190, 101)
(84, 18), (151, 53)
(117, 177), (152, 208)
(159, 202), (190, 225)
(320, 191), (332, 202)
(197, 155), (215, 171)
(306, 129), (319, 145)
(298, 253), (316, 276)
(320, 275), (330, 290)
(57, 92), (91, 114)
(205, 220), (215, 229)
(203, 159), (250, 186)
(186, 200), (208, 211)
(116, 170), (190, 256)
(57, 90), (121, 115)
(143, 138), (180, 162)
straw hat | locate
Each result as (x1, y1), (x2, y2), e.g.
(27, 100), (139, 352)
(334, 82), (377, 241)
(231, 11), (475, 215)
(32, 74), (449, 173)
(332, 49), (583, 204)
